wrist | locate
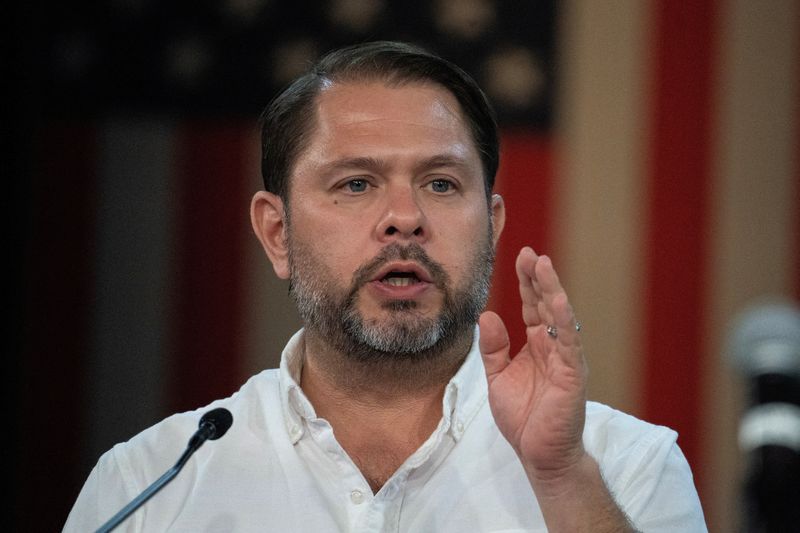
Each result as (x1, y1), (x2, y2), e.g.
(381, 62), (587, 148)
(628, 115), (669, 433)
(525, 449), (594, 499)
(525, 453), (638, 532)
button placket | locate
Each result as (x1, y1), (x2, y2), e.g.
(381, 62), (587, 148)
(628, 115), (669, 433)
(349, 489), (366, 504)
(288, 423), (302, 441)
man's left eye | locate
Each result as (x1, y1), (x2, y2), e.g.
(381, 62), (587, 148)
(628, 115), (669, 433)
(429, 179), (454, 193)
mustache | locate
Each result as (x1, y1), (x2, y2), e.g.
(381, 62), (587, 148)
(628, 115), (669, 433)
(349, 243), (450, 295)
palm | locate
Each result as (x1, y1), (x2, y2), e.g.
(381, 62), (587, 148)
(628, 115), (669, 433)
(479, 248), (587, 475)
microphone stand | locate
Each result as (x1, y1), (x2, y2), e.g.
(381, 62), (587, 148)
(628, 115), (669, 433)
(94, 408), (232, 533)
(95, 444), (197, 533)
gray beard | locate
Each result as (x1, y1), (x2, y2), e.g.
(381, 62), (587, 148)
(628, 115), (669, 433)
(287, 236), (494, 366)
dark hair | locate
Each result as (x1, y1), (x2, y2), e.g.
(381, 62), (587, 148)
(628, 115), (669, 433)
(259, 41), (499, 200)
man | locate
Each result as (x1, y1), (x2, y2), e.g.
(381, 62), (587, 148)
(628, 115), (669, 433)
(64, 41), (707, 532)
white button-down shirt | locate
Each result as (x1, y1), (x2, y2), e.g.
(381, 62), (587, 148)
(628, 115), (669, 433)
(64, 328), (707, 532)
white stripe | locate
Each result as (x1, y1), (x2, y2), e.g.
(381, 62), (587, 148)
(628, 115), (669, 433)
(705, 1), (800, 531)
(555, 0), (651, 415)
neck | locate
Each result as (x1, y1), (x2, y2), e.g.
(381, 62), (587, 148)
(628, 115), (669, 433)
(298, 328), (473, 491)
(301, 327), (471, 396)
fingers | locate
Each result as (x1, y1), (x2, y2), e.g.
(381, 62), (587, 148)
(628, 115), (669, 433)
(478, 311), (511, 376)
(518, 247), (581, 349)
(516, 247), (543, 325)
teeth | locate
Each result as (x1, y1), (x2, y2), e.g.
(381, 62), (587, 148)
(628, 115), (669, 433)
(382, 276), (416, 287)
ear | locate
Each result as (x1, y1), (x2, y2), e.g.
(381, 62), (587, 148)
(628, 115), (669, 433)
(490, 193), (505, 247)
(250, 190), (290, 280)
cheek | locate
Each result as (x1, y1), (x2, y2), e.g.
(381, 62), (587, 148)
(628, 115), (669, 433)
(302, 236), (364, 284)
(435, 205), (490, 243)
(440, 218), (493, 274)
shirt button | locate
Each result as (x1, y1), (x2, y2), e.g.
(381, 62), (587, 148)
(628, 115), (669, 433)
(289, 425), (301, 439)
(350, 489), (365, 504)
(455, 420), (465, 433)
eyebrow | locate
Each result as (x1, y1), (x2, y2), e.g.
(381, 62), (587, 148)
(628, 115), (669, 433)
(321, 154), (472, 176)
(415, 154), (471, 174)
(322, 156), (388, 175)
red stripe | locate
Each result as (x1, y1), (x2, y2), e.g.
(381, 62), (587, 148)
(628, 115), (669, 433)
(170, 121), (250, 413)
(489, 131), (554, 355)
(18, 124), (97, 530)
(642, 0), (718, 483)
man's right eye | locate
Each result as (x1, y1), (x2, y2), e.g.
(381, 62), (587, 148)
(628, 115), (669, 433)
(345, 179), (368, 193)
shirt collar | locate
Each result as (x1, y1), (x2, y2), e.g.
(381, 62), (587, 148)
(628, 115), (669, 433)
(278, 326), (488, 444)
(278, 329), (315, 443)
(441, 325), (488, 441)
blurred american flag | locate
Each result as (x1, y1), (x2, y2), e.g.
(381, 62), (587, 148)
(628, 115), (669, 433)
(41, 0), (555, 125)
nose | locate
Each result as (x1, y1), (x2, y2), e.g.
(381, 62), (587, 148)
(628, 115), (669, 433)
(375, 184), (427, 242)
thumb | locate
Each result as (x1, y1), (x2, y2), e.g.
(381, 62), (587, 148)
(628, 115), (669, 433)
(478, 311), (511, 376)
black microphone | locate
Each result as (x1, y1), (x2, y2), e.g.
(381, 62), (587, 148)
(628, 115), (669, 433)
(95, 407), (233, 533)
(727, 301), (800, 532)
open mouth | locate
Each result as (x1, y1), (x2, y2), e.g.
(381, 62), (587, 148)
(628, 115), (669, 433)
(372, 261), (433, 289)
(380, 271), (421, 287)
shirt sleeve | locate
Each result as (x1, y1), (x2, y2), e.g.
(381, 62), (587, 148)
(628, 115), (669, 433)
(627, 440), (709, 531)
(590, 411), (708, 532)
(62, 446), (141, 533)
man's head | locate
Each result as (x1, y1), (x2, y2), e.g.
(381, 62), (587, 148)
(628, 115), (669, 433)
(259, 40), (499, 202)
(252, 41), (505, 377)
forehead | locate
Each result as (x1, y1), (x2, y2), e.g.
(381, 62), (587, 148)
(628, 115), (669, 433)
(293, 81), (478, 169)
(316, 80), (467, 128)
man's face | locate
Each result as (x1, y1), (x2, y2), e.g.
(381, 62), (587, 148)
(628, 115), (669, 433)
(284, 81), (502, 359)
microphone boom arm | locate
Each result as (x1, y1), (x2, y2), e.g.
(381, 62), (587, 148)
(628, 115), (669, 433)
(94, 408), (233, 533)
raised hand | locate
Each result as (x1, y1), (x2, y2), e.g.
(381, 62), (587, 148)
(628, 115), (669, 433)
(479, 246), (587, 479)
